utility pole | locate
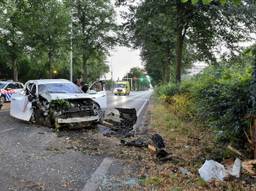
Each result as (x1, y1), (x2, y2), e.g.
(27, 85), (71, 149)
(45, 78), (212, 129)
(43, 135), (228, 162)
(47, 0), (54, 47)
(69, 5), (73, 82)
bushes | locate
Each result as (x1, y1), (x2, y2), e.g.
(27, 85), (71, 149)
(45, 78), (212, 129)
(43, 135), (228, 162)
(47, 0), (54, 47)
(156, 62), (254, 145)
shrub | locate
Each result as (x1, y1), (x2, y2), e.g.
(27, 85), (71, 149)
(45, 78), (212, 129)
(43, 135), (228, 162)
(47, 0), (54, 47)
(156, 61), (255, 145)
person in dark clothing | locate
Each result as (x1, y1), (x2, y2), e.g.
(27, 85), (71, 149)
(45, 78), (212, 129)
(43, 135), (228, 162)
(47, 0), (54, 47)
(80, 81), (89, 93)
(74, 78), (81, 87)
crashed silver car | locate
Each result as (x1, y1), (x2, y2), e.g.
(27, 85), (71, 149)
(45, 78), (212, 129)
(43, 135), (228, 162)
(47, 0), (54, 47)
(10, 79), (107, 128)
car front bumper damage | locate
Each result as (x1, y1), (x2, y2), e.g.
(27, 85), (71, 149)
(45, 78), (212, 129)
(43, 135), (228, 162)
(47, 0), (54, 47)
(57, 115), (99, 124)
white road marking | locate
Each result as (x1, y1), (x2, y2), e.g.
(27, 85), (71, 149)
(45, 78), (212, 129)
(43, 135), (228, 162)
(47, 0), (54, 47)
(137, 99), (149, 117)
(82, 157), (113, 191)
(0, 128), (16, 134)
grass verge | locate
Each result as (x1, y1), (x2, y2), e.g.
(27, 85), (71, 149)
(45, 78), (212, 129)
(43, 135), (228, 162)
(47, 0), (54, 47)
(139, 96), (256, 191)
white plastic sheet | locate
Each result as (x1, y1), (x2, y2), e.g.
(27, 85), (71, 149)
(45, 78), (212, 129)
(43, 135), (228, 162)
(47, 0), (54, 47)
(198, 160), (228, 181)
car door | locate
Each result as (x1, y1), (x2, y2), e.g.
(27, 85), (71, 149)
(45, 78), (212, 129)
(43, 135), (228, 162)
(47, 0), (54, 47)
(87, 81), (107, 110)
(14, 82), (24, 93)
(10, 82), (35, 121)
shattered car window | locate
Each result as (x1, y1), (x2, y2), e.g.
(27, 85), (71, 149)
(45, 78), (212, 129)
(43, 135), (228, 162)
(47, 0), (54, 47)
(39, 83), (83, 94)
(0, 83), (7, 89)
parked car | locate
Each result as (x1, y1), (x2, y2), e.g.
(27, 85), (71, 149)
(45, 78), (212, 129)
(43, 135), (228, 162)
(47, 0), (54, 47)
(0, 81), (24, 109)
(10, 79), (107, 128)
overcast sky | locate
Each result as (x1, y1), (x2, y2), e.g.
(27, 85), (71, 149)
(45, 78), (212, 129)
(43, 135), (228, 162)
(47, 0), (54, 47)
(106, 47), (143, 81)
(105, 1), (143, 81)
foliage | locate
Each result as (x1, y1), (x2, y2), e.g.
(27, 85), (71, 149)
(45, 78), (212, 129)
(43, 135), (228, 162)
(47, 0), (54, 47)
(123, 0), (256, 84)
(124, 67), (150, 90)
(0, 0), (115, 82)
(156, 51), (255, 145)
(181, 0), (241, 5)
(70, 0), (117, 82)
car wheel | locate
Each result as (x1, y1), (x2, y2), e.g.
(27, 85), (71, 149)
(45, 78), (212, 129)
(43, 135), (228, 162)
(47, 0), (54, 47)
(0, 96), (5, 104)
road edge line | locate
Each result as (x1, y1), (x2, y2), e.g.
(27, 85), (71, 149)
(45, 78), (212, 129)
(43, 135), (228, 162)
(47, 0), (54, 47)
(0, 127), (16, 134)
(134, 99), (149, 133)
(81, 157), (113, 191)
(137, 99), (149, 117)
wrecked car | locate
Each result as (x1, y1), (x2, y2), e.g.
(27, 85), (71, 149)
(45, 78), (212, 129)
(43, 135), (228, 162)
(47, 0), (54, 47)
(10, 79), (107, 128)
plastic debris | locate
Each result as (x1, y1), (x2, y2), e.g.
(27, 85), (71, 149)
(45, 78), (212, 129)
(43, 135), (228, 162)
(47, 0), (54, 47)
(230, 158), (241, 178)
(198, 160), (228, 182)
(178, 167), (192, 176)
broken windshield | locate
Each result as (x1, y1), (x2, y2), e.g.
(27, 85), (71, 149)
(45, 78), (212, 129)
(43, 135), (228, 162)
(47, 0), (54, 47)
(39, 83), (83, 94)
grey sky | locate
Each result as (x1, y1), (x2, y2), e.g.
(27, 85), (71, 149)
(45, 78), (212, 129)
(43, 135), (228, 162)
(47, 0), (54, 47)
(105, 0), (143, 81)
(106, 47), (143, 81)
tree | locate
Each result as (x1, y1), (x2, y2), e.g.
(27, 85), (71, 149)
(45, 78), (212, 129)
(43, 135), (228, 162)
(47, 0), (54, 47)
(19, 0), (70, 79)
(70, 0), (117, 82)
(125, 67), (150, 90)
(0, 1), (27, 81)
(123, 0), (256, 83)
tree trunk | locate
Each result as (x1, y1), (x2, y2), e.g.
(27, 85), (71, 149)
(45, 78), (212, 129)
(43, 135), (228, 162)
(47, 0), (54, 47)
(176, 27), (183, 83)
(82, 52), (88, 81)
(175, 1), (185, 84)
(252, 119), (256, 159)
(165, 48), (171, 83)
(48, 51), (53, 79)
(13, 58), (18, 81)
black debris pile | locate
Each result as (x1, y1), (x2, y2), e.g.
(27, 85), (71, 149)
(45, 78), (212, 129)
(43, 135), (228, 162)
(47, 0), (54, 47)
(101, 108), (174, 163)
(149, 133), (173, 162)
(121, 137), (149, 148)
(103, 108), (137, 137)
(121, 133), (174, 163)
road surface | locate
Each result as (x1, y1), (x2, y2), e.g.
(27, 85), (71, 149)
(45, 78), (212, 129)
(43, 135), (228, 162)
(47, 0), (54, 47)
(0, 90), (152, 191)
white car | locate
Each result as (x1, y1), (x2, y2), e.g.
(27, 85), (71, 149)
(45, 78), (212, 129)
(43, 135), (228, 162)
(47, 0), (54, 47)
(10, 79), (107, 128)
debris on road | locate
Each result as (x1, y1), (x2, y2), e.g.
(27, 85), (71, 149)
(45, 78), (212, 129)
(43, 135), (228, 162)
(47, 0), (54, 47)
(178, 167), (192, 176)
(199, 160), (228, 181)
(120, 138), (148, 148)
(103, 108), (137, 137)
(119, 132), (173, 162)
(151, 133), (165, 149)
(199, 158), (242, 182)
(226, 158), (242, 178)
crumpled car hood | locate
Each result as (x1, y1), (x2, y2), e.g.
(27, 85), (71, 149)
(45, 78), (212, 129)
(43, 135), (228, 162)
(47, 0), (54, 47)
(40, 92), (91, 101)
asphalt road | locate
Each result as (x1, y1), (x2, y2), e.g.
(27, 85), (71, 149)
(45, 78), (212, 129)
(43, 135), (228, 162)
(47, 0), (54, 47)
(0, 90), (152, 191)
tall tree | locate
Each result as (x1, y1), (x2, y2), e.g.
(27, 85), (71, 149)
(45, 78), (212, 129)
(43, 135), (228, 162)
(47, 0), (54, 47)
(123, 0), (256, 83)
(19, 0), (70, 78)
(0, 1), (26, 81)
(70, 0), (117, 82)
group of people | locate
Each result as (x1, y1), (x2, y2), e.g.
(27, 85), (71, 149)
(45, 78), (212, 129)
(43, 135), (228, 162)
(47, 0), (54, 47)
(74, 78), (89, 93)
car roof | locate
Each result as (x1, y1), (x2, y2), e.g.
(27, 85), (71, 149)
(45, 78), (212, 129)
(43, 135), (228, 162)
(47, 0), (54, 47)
(0, 81), (22, 84)
(28, 79), (72, 85)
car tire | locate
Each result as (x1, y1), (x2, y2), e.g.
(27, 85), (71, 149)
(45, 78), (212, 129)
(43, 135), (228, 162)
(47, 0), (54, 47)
(0, 96), (5, 103)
